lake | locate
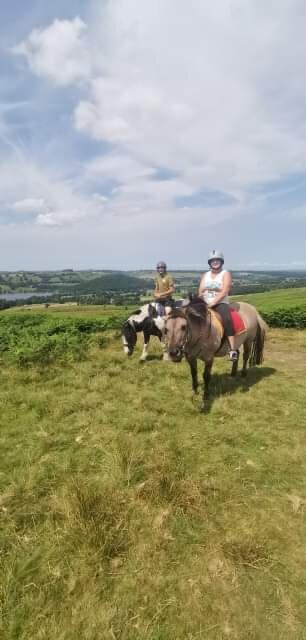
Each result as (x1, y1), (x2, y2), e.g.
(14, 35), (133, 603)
(0, 292), (53, 301)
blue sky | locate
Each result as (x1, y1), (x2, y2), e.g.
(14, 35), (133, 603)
(1, 0), (306, 270)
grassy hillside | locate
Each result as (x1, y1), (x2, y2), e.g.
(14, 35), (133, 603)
(232, 286), (306, 311)
(75, 273), (151, 293)
(1, 311), (306, 638)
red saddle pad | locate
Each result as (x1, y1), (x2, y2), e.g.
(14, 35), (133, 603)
(230, 309), (246, 334)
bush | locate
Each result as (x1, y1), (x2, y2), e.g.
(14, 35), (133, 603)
(261, 306), (306, 328)
(0, 313), (123, 367)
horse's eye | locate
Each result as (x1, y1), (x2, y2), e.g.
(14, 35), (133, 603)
(164, 328), (168, 334)
(182, 326), (186, 331)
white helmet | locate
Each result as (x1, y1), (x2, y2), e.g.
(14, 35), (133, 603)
(208, 249), (224, 265)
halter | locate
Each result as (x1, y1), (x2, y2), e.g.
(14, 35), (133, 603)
(173, 307), (213, 359)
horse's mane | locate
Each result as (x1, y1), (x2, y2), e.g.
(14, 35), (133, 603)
(167, 308), (186, 319)
(186, 296), (209, 322)
(167, 297), (208, 322)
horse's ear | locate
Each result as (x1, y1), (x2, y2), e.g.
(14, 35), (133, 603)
(190, 295), (204, 305)
(187, 307), (203, 319)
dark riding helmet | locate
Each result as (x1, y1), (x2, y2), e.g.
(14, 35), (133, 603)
(156, 261), (167, 270)
(208, 249), (224, 266)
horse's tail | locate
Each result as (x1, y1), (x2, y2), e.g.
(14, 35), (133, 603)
(249, 313), (267, 366)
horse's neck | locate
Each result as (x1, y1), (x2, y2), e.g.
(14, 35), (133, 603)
(209, 309), (224, 339)
(187, 315), (210, 344)
(185, 311), (223, 358)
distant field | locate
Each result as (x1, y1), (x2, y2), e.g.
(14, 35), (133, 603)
(232, 287), (306, 311)
(4, 303), (132, 319)
(4, 287), (306, 328)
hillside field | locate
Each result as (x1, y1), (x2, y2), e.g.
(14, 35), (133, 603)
(1, 292), (306, 639)
(232, 286), (306, 311)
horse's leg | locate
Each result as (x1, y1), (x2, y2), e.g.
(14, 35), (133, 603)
(231, 349), (240, 377)
(188, 358), (198, 393)
(241, 341), (251, 377)
(161, 333), (170, 361)
(203, 360), (213, 399)
(140, 331), (149, 361)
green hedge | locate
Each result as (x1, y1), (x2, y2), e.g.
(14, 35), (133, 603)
(0, 313), (123, 367)
(1, 305), (305, 368)
(261, 306), (306, 328)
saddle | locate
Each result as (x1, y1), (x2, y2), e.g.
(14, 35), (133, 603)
(230, 307), (246, 334)
(211, 307), (246, 337)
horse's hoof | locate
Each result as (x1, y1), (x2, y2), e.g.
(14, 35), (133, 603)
(139, 356), (147, 362)
(163, 353), (170, 361)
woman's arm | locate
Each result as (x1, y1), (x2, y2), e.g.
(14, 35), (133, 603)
(208, 271), (232, 307)
(154, 279), (175, 299)
(198, 274), (207, 297)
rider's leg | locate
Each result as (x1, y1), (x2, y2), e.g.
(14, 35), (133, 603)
(214, 304), (238, 361)
(165, 298), (175, 316)
(228, 335), (235, 350)
(228, 335), (238, 361)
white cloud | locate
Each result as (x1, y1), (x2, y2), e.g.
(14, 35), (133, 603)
(0, 152), (101, 229)
(13, 17), (91, 87)
(35, 212), (60, 226)
(13, 198), (47, 214)
(14, 2), (306, 200)
(71, 0), (306, 228)
(4, 1), (306, 267)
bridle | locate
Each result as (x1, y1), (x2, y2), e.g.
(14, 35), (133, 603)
(172, 308), (212, 358)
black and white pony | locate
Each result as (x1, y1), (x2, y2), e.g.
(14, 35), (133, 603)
(121, 301), (187, 361)
(121, 303), (168, 361)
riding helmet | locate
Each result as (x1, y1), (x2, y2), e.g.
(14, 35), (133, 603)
(208, 249), (224, 265)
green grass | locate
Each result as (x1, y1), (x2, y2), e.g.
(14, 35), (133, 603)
(4, 303), (133, 319)
(232, 286), (306, 311)
(1, 316), (306, 639)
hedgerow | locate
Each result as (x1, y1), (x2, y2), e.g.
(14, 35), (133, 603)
(1, 303), (305, 368)
(0, 313), (123, 367)
(261, 306), (306, 328)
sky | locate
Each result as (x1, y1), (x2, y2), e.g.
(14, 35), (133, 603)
(1, 0), (306, 270)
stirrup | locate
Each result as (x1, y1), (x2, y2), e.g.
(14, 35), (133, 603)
(229, 350), (238, 361)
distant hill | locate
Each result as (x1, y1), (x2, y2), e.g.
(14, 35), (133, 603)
(75, 272), (152, 293)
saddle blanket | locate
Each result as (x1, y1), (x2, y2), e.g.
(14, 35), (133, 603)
(230, 309), (246, 335)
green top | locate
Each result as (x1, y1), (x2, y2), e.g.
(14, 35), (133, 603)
(155, 274), (174, 295)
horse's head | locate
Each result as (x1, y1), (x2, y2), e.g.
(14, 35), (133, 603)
(165, 309), (188, 362)
(121, 320), (137, 355)
(165, 299), (208, 362)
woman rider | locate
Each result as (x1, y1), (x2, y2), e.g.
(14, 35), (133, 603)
(198, 250), (238, 361)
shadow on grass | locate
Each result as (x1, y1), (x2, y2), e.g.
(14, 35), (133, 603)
(140, 353), (164, 362)
(200, 366), (276, 413)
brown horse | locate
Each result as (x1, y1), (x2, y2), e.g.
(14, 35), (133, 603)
(165, 297), (267, 404)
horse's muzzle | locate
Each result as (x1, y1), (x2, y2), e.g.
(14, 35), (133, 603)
(123, 343), (133, 356)
(168, 347), (184, 362)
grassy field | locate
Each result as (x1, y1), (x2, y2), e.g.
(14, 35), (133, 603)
(4, 303), (131, 319)
(1, 306), (306, 639)
(232, 287), (306, 311)
(6, 286), (306, 317)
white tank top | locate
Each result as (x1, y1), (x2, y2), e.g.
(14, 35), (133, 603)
(203, 269), (230, 304)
